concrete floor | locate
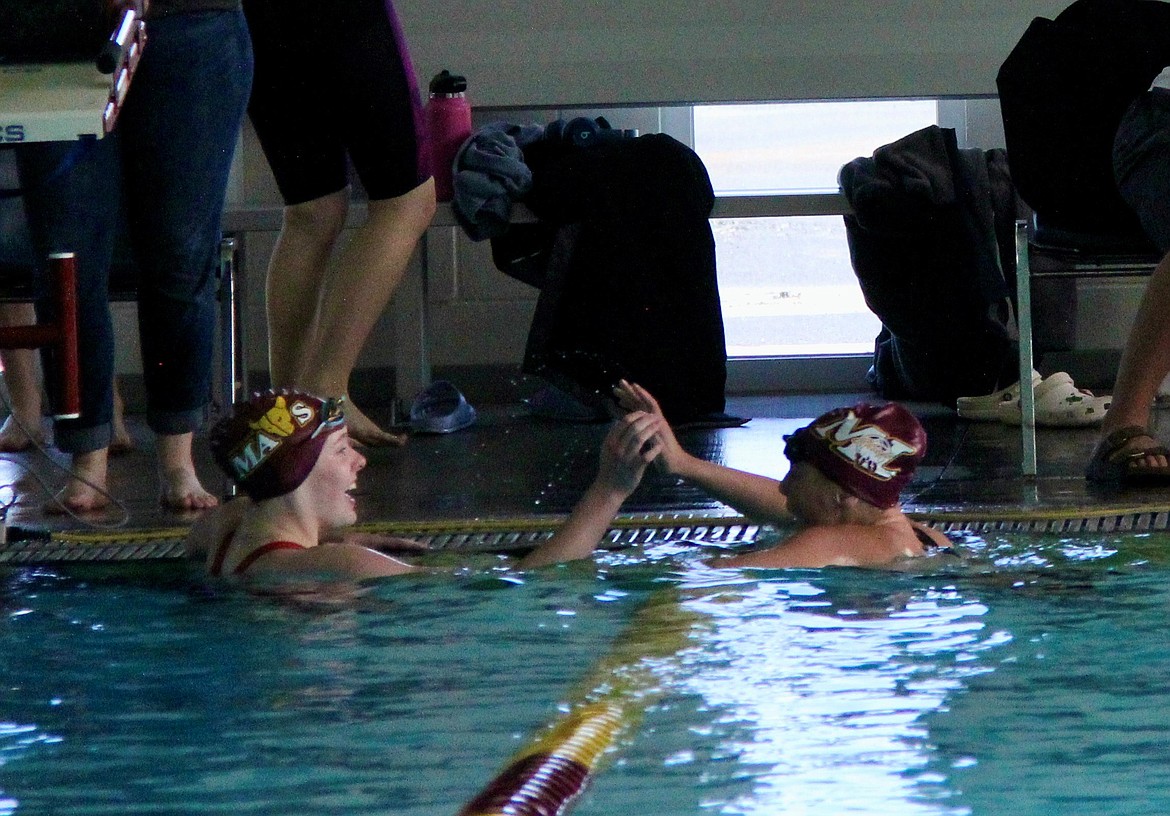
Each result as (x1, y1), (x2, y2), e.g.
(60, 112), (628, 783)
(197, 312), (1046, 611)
(5, 390), (1170, 544)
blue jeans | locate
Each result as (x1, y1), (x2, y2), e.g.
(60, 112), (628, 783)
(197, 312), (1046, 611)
(17, 10), (253, 454)
(1114, 87), (1170, 253)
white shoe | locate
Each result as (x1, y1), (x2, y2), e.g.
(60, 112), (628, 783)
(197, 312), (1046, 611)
(956, 370), (1042, 421)
(997, 372), (1111, 427)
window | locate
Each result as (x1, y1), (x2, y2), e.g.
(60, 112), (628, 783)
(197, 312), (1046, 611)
(693, 101), (938, 359)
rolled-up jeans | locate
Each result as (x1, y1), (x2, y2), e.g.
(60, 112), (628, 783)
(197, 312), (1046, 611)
(17, 10), (253, 454)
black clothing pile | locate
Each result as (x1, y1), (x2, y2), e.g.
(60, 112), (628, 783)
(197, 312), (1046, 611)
(839, 125), (1021, 406)
(463, 129), (733, 426)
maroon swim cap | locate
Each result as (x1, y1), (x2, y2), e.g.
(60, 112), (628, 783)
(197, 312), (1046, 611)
(209, 389), (346, 501)
(783, 403), (926, 509)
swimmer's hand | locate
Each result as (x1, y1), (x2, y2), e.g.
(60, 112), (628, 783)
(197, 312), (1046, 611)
(613, 380), (687, 475)
(596, 410), (664, 495)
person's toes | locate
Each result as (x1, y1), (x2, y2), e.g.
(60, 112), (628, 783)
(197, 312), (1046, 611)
(44, 482), (110, 515)
(160, 468), (220, 511)
(344, 402), (407, 447)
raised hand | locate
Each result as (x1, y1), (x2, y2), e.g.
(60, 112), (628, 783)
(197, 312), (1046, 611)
(612, 380), (687, 475)
(595, 410), (664, 496)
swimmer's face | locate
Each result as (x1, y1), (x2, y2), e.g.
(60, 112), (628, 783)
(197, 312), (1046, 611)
(780, 461), (844, 525)
(302, 427), (366, 529)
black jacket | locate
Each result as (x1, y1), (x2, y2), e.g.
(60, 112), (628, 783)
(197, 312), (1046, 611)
(508, 133), (729, 424)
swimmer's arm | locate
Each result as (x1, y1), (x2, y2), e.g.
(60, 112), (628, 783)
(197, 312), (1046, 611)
(672, 457), (790, 523)
(518, 412), (663, 570)
(516, 481), (632, 570)
(615, 381), (788, 522)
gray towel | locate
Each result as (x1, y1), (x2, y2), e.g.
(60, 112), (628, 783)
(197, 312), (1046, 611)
(452, 122), (545, 241)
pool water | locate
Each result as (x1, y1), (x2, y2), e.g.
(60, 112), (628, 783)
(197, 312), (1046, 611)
(0, 530), (1168, 816)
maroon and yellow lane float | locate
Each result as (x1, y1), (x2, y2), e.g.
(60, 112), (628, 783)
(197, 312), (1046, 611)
(457, 590), (701, 816)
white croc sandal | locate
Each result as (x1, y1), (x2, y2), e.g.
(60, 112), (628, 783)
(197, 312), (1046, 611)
(955, 370), (1042, 421)
(997, 372), (1111, 427)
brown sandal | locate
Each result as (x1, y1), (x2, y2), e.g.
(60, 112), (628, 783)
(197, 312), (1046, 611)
(1086, 426), (1170, 484)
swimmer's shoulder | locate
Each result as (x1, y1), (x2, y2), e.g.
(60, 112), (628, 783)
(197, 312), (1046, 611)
(185, 497), (251, 564)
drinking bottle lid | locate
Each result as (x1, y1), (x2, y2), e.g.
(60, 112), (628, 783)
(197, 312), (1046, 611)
(429, 69), (468, 95)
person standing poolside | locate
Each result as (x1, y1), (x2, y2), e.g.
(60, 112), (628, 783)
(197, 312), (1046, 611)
(614, 381), (954, 569)
(186, 389), (665, 584)
(16, 0), (253, 511)
(242, 0), (436, 446)
(1086, 68), (1170, 484)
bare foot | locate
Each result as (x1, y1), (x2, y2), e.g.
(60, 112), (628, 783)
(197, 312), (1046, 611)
(45, 448), (111, 514)
(344, 400), (407, 447)
(157, 431), (219, 511)
(0, 414), (44, 453)
(160, 467), (220, 511)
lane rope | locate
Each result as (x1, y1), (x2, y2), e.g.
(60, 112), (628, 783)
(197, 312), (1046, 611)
(457, 590), (699, 816)
(7, 501), (1170, 564)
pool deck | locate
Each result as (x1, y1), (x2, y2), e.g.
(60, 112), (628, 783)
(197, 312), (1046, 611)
(4, 392), (1170, 544)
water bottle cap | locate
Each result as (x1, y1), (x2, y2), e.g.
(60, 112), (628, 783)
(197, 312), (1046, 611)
(429, 69), (468, 95)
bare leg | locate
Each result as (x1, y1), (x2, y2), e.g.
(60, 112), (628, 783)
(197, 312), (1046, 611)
(109, 376), (135, 455)
(157, 431), (218, 511)
(266, 189), (349, 389)
(1095, 250), (1170, 471)
(0, 349), (44, 452)
(299, 180), (436, 445)
(0, 304), (45, 452)
(45, 447), (110, 514)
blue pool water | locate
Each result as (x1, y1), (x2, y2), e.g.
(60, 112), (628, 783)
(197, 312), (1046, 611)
(0, 530), (1168, 815)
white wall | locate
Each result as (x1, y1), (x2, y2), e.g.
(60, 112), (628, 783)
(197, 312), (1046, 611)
(397, 0), (1072, 107)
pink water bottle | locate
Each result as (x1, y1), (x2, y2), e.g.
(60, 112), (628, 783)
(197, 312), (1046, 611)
(426, 70), (472, 202)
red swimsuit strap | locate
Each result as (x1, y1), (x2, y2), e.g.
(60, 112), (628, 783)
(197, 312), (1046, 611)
(234, 540), (307, 575)
(210, 533), (307, 578)
(209, 530), (235, 577)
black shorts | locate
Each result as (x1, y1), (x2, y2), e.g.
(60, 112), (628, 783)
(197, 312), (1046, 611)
(243, 0), (431, 205)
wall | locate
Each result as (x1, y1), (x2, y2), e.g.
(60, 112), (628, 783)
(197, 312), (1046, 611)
(397, 0), (1072, 107)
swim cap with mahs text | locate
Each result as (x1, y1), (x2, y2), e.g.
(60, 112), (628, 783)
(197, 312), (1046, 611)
(782, 402), (926, 509)
(209, 389), (345, 500)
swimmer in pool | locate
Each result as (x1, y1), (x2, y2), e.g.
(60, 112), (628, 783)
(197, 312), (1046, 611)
(614, 381), (954, 568)
(185, 388), (664, 583)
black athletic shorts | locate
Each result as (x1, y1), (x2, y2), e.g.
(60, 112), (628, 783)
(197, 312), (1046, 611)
(243, 0), (431, 205)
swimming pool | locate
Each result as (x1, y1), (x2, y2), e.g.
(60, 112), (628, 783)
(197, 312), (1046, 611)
(0, 528), (1167, 815)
